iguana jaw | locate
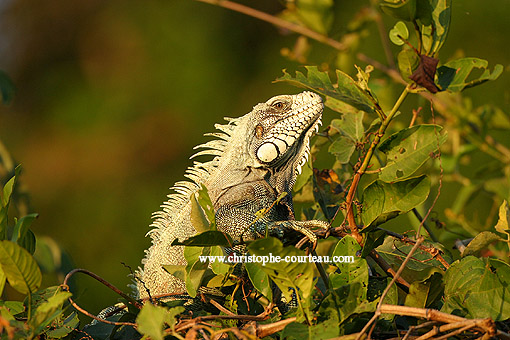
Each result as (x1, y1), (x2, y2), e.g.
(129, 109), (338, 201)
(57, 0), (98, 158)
(251, 91), (323, 171)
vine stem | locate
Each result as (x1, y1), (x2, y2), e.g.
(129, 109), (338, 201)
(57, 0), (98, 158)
(341, 85), (411, 241)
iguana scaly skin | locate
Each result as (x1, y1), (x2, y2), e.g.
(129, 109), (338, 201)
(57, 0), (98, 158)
(137, 91), (328, 300)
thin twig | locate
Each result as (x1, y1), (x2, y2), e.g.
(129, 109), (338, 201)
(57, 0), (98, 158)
(195, 0), (345, 51)
(63, 268), (142, 309)
(356, 237), (424, 340)
(61, 268), (141, 326)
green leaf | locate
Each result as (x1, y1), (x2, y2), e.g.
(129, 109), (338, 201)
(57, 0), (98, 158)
(0, 166), (21, 240)
(380, 0), (417, 22)
(275, 66), (376, 113)
(0, 70), (15, 105)
(30, 291), (72, 335)
(210, 245), (230, 275)
(0, 300), (24, 316)
(248, 237), (314, 307)
(398, 49), (420, 80)
(389, 21), (409, 46)
(136, 304), (184, 340)
(318, 282), (377, 324)
(362, 175), (430, 228)
(0, 266), (6, 296)
(45, 312), (79, 338)
(197, 185), (216, 227)
(404, 272), (443, 308)
(190, 193), (210, 233)
(495, 200), (510, 236)
(0, 240), (41, 294)
(330, 112), (364, 141)
(361, 229), (386, 257)
(171, 230), (232, 247)
(442, 256), (510, 321)
(282, 318), (340, 340)
(328, 136), (356, 164)
(376, 236), (451, 283)
(379, 125), (447, 182)
(328, 109), (364, 164)
(162, 264), (187, 282)
(421, 0), (451, 56)
(12, 213), (38, 254)
(330, 236), (368, 299)
(461, 231), (503, 257)
(245, 261), (272, 301)
(437, 58), (503, 92)
(183, 246), (210, 297)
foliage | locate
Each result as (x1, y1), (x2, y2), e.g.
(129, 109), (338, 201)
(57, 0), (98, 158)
(1, 0), (509, 339)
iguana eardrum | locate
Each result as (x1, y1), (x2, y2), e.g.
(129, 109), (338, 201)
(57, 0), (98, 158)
(137, 91), (329, 300)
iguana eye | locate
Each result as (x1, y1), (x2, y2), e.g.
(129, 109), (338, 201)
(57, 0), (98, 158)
(272, 101), (284, 109)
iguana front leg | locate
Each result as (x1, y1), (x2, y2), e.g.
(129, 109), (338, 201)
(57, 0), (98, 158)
(214, 181), (329, 246)
(259, 220), (330, 245)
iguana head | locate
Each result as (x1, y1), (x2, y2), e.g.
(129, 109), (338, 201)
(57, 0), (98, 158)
(249, 91), (323, 174)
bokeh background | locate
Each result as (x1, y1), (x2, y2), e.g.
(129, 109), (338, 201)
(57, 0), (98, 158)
(0, 0), (508, 314)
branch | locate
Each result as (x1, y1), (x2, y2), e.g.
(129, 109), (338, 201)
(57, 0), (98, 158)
(195, 0), (345, 50)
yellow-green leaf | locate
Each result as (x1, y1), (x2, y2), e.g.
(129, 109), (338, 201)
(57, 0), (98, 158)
(0, 240), (41, 295)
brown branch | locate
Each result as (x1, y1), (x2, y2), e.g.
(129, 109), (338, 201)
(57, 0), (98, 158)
(63, 268), (142, 309)
(195, 0), (345, 51)
(369, 250), (410, 289)
(61, 268), (143, 326)
(379, 305), (503, 338)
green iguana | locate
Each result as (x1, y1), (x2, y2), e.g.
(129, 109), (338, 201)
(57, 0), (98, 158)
(136, 91), (329, 300)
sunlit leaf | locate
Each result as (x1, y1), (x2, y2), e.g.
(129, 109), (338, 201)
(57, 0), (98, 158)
(398, 49), (420, 81)
(362, 175), (430, 228)
(379, 125), (447, 182)
(275, 66), (376, 113)
(421, 0), (451, 56)
(442, 256), (510, 321)
(328, 137), (355, 164)
(136, 304), (184, 340)
(248, 237), (314, 303)
(404, 272), (443, 308)
(183, 246), (210, 297)
(461, 231), (503, 257)
(495, 200), (510, 235)
(30, 291), (72, 335)
(376, 236), (451, 283)
(246, 261), (272, 301)
(437, 58), (503, 92)
(209, 245), (230, 275)
(190, 194), (210, 233)
(0, 240), (41, 295)
(389, 21), (409, 46)
(330, 112), (364, 141)
(330, 236), (368, 299)
(45, 312), (79, 338)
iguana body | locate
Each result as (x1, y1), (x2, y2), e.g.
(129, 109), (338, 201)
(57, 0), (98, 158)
(137, 91), (328, 300)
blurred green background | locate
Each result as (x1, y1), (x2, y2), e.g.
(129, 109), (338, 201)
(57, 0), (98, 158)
(0, 0), (508, 313)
